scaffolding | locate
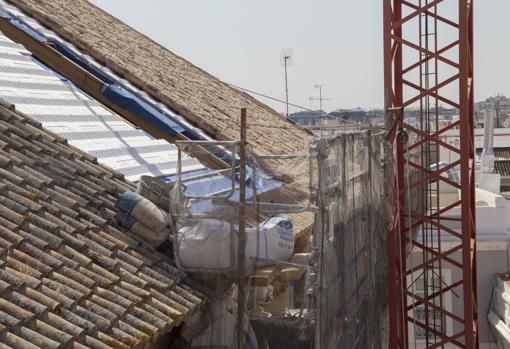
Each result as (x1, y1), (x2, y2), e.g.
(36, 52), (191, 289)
(167, 109), (316, 348)
(166, 110), (390, 348)
(312, 131), (389, 349)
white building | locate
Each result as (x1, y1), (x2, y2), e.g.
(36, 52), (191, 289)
(408, 185), (510, 348)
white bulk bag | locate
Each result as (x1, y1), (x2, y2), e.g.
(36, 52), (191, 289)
(175, 216), (294, 273)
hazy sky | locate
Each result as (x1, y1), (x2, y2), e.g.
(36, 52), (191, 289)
(90, 0), (509, 114)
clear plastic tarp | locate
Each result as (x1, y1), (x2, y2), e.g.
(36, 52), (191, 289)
(164, 131), (390, 349)
(311, 131), (389, 349)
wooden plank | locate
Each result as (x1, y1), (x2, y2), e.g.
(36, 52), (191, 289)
(250, 268), (275, 287)
(249, 252), (310, 286)
(279, 267), (305, 282)
(289, 253), (309, 265)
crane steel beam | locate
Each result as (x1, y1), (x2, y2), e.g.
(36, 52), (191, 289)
(384, 0), (477, 348)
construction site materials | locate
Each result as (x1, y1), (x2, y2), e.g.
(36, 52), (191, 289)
(117, 191), (168, 231)
(115, 191), (170, 247)
(250, 253), (309, 288)
(136, 175), (173, 210)
(246, 216), (295, 264)
(488, 311), (510, 348)
(176, 219), (234, 271)
(311, 131), (388, 349)
(167, 130), (317, 349)
(489, 274), (510, 348)
(174, 217), (295, 273)
(168, 126), (388, 348)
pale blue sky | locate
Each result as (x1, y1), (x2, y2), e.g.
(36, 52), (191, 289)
(90, 0), (509, 114)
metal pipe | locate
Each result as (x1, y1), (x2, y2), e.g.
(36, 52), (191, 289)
(175, 140), (239, 200)
(237, 108), (247, 349)
(481, 110), (495, 173)
(175, 140), (240, 145)
(284, 56), (290, 117)
(249, 256), (310, 270)
(181, 167), (236, 183)
(314, 138), (326, 349)
(254, 154), (310, 160)
(243, 201), (317, 212)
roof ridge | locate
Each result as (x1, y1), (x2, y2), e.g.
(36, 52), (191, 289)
(78, 0), (301, 127)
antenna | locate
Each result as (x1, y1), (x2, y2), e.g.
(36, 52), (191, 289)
(280, 48), (293, 117)
(311, 84), (331, 137)
(280, 48), (294, 66)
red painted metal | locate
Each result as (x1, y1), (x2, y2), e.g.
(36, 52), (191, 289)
(384, 0), (477, 348)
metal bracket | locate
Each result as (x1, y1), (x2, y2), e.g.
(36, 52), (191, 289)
(385, 107), (404, 144)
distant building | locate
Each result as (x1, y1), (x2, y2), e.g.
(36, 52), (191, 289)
(476, 95), (510, 112)
(404, 106), (458, 119)
(288, 110), (337, 126)
(369, 116), (385, 127)
(476, 96), (510, 128)
(330, 107), (370, 123)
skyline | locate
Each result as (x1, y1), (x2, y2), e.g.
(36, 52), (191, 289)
(90, 0), (510, 114)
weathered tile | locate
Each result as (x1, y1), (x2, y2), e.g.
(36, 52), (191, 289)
(0, 27), (207, 348)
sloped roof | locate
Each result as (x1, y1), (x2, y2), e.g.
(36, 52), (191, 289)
(477, 147), (510, 159)
(0, 27), (206, 183)
(0, 0), (313, 238)
(4, 0), (312, 158)
(495, 160), (510, 177)
(0, 100), (204, 348)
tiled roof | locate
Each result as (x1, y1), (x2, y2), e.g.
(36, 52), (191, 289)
(0, 28), (206, 183)
(4, 0), (312, 159)
(0, 100), (204, 348)
(0, 0), (313, 236)
(495, 160), (510, 177)
(476, 147), (510, 159)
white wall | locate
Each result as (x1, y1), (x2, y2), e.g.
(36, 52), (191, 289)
(439, 188), (510, 238)
(440, 128), (510, 164)
(407, 188), (510, 346)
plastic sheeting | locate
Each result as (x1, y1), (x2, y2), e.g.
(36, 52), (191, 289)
(175, 217), (294, 273)
(101, 83), (185, 136)
(0, 0), (255, 171)
(49, 40), (116, 84)
(0, 8), (45, 42)
(160, 166), (281, 201)
(0, 1), (224, 145)
(0, 30), (206, 182)
(311, 131), (388, 349)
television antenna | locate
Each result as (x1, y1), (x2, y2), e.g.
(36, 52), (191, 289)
(311, 84), (331, 136)
(280, 48), (293, 117)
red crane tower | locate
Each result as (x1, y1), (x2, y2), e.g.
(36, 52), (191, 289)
(383, 1), (477, 348)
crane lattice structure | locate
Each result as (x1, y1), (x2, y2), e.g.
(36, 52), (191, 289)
(383, 0), (477, 348)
